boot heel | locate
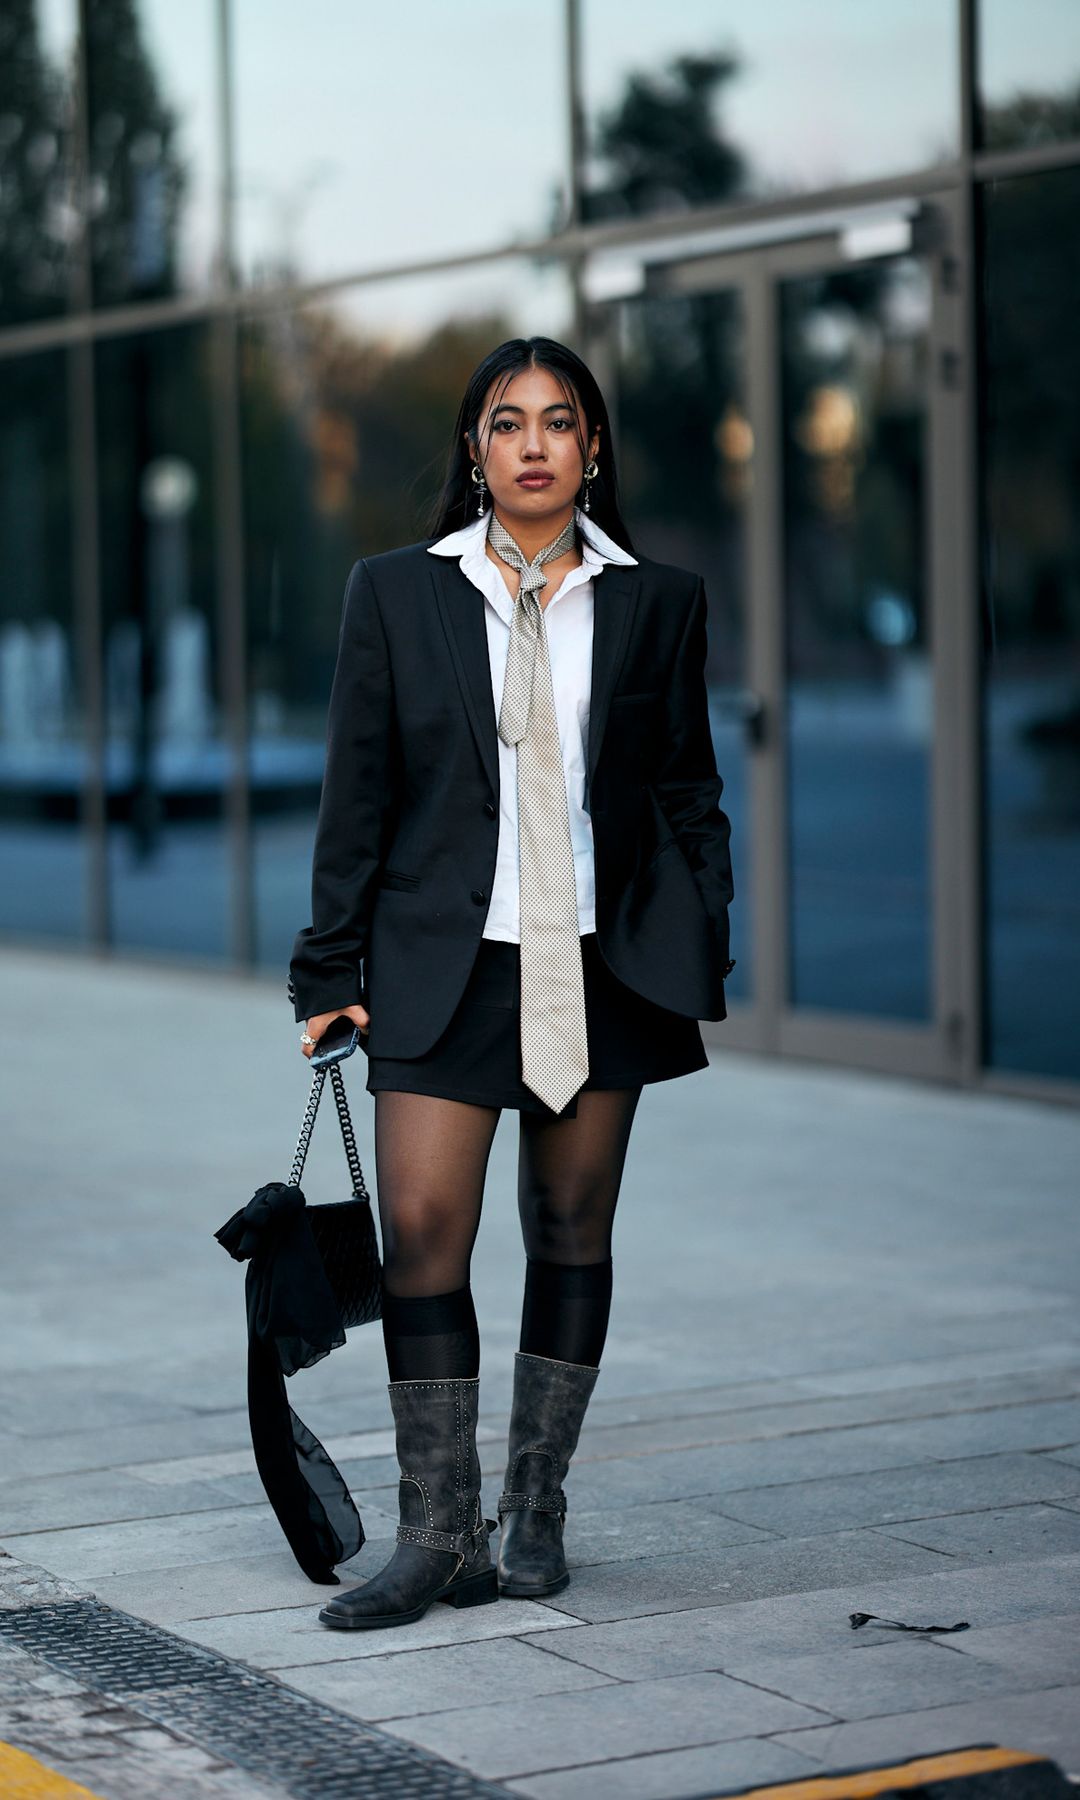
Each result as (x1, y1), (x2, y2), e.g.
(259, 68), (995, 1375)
(440, 1566), (499, 1608)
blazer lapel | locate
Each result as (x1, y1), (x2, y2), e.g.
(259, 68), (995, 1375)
(431, 559), (501, 796)
(587, 562), (641, 786)
(430, 555), (642, 798)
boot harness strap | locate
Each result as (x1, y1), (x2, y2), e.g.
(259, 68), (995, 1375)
(396, 1516), (497, 1554)
(497, 1487), (567, 1519)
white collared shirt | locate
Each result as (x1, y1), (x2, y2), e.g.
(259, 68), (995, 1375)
(427, 505), (638, 943)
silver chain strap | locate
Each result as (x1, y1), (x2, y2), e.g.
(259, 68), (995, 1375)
(288, 1062), (370, 1202)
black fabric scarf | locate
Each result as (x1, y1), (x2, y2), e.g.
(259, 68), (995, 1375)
(215, 1180), (380, 1585)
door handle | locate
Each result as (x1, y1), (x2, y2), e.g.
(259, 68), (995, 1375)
(710, 686), (767, 748)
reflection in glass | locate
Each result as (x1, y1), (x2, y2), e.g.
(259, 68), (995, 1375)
(981, 167), (1080, 1080)
(0, 0), (78, 326)
(977, 0), (1080, 151)
(580, 1), (957, 224)
(96, 324), (229, 957)
(233, 1), (569, 288)
(781, 258), (932, 1020)
(86, 0), (219, 306)
(0, 349), (85, 939)
(242, 260), (575, 986)
(607, 287), (750, 999)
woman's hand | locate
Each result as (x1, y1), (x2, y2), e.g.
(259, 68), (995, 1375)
(300, 1003), (370, 1058)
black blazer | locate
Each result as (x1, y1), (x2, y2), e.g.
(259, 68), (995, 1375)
(288, 540), (735, 1057)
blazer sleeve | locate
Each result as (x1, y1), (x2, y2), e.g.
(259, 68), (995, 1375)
(653, 577), (736, 977)
(287, 559), (397, 1023)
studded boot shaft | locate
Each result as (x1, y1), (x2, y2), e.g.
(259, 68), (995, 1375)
(319, 1376), (498, 1630)
(496, 1351), (600, 1598)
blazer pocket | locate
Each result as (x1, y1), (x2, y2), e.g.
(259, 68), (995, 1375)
(611, 690), (661, 706)
(379, 867), (421, 892)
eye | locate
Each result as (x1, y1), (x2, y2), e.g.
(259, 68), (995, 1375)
(493, 419), (517, 432)
(550, 418), (573, 430)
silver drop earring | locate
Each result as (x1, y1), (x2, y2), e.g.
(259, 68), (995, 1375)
(582, 459), (599, 513)
(471, 463), (488, 516)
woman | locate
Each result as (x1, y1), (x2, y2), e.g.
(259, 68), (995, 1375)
(288, 335), (735, 1632)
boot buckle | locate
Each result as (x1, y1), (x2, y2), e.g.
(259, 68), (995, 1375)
(397, 1515), (496, 1555)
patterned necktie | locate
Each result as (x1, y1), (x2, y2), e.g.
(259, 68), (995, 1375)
(488, 510), (590, 1114)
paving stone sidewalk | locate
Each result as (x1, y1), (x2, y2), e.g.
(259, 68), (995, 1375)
(2, 941), (1079, 1798)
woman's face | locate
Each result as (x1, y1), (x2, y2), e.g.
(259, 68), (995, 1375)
(467, 364), (599, 526)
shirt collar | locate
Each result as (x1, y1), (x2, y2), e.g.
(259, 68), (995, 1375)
(427, 504), (638, 568)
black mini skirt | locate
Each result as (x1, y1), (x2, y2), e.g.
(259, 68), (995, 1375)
(364, 931), (709, 1120)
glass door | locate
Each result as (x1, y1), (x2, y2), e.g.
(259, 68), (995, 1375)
(592, 281), (756, 1019)
(593, 198), (970, 1080)
(777, 251), (935, 1026)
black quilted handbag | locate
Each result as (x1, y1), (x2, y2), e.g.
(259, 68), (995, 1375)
(215, 1060), (382, 1584)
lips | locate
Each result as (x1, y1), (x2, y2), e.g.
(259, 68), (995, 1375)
(516, 473), (554, 486)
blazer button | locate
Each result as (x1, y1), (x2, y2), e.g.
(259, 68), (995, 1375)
(471, 889), (486, 905)
(483, 800), (496, 818)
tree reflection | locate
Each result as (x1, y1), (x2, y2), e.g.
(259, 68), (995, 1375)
(781, 264), (925, 679)
(242, 308), (519, 717)
(980, 79), (1080, 153)
(86, 0), (187, 304)
(982, 161), (1080, 811)
(0, 0), (73, 324)
(585, 50), (746, 222)
(980, 158), (1080, 662)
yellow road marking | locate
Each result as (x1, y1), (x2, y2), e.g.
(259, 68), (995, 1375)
(0, 1739), (109, 1800)
(712, 1744), (1046, 1800)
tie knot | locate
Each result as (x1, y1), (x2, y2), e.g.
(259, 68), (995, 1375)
(487, 513), (578, 598)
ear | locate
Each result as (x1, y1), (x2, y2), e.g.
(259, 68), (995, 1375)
(588, 425), (601, 464)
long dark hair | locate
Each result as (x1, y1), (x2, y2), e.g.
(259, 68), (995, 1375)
(424, 336), (637, 555)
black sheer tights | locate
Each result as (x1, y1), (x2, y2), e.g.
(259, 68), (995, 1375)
(373, 1088), (641, 1381)
(373, 1092), (497, 1382)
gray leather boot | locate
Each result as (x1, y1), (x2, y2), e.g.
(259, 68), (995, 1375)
(319, 1376), (499, 1630)
(496, 1351), (600, 1598)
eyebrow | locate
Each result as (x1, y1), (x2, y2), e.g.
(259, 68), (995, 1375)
(491, 402), (575, 416)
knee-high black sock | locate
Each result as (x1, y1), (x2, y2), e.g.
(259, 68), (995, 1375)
(519, 1256), (612, 1367)
(381, 1283), (480, 1382)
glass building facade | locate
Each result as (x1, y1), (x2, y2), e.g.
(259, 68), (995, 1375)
(2, 0), (1079, 1099)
